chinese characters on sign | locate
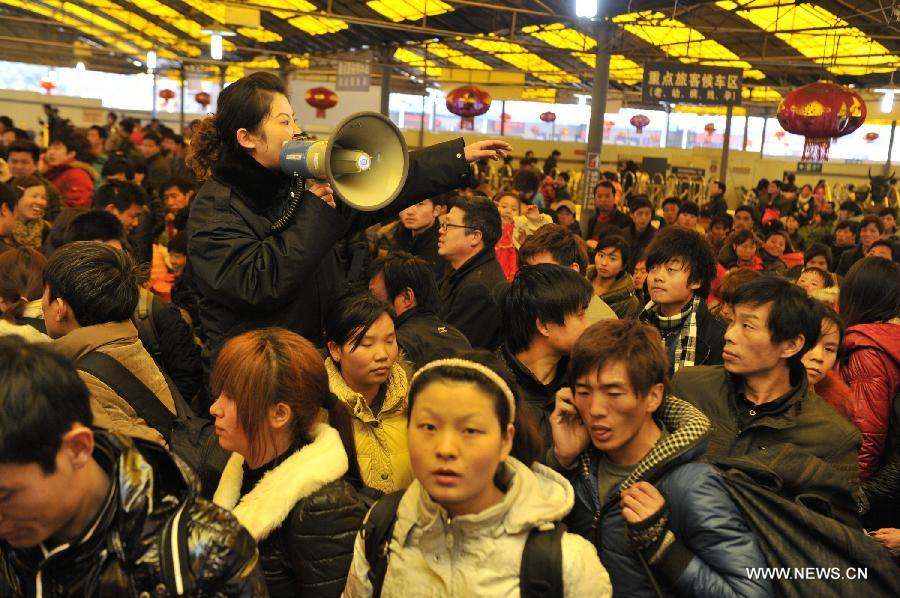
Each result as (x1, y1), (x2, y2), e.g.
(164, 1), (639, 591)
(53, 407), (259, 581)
(642, 62), (743, 106)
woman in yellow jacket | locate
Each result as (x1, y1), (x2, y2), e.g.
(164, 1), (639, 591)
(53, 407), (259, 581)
(326, 292), (413, 492)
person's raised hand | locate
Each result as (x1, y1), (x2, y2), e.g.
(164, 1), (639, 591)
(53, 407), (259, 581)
(308, 181), (336, 208)
(620, 482), (666, 525)
(549, 388), (589, 468)
(463, 140), (512, 163)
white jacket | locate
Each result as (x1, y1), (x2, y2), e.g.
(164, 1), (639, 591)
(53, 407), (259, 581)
(343, 457), (611, 597)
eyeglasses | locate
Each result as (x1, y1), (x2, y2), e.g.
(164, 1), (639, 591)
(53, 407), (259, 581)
(439, 222), (478, 232)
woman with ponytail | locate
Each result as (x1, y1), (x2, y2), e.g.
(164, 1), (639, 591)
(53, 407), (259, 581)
(210, 327), (374, 598)
(185, 72), (510, 369)
(0, 246), (50, 342)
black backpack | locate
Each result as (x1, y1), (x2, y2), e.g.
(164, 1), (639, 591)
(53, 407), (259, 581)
(362, 491), (564, 598)
(76, 351), (228, 498)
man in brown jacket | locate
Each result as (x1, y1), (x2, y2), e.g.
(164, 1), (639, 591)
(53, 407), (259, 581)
(42, 241), (174, 445)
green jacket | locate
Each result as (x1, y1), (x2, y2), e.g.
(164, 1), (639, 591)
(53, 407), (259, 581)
(672, 364), (861, 526)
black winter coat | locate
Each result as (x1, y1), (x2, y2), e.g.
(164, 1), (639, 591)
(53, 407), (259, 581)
(438, 248), (509, 350)
(212, 424), (373, 598)
(187, 140), (471, 362)
(395, 307), (471, 370)
(0, 431), (266, 597)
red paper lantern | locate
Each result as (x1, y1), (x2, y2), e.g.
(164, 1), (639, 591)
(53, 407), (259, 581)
(305, 87), (338, 118)
(540, 111), (556, 123)
(604, 119), (615, 130)
(649, 132), (661, 144)
(865, 132), (879, 143)
(630, 114), (650, 134)
(774, 130), (786, 140)
(530, 125), (541, 135)
(559, 128), (569, 137)
(704, 123), (716, 138)
(446, 85), (491, 130)
(501, 112), (512, 121)
(776, 81), (866, 162)
(195, 91), (211, 107)
(158, 89), (175, 107)
(39, 80), (56, 95)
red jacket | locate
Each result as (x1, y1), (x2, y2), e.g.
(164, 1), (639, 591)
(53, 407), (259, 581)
(44, 158), (95, 209)
(840, 322), (900, 480)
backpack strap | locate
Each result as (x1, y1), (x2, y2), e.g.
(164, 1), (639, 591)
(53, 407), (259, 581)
(76, 351), (176, 438)
(133, 289), (162, 362)
(362, 490), (405, 598)
(520, 522), (566, 598)
(158, 500), (194, 596)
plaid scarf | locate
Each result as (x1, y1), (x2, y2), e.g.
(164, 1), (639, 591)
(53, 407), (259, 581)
(640, 295), (701, 373)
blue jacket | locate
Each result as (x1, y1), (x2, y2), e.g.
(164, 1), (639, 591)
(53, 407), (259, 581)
(563, 397), (773, 597)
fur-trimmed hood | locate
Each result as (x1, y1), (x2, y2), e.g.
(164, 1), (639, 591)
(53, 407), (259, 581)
(213, 423), (349, 541)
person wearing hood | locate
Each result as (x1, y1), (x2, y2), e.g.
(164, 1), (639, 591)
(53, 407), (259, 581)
(838, 257), (900, 517)
(343, 355), (610, 597)
(589, 235), (641, 320)
(325, 292), (412, 493)
(549, 320), (771, 597)
(210, 328), (373, 597)
(186, 72), (510, 371)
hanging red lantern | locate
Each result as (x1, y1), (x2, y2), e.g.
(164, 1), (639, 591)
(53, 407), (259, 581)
(540, 111), (556, 123)
(864, 132), (879, 143)
(774, 130), (786, 141)
(501, 112), (512, 122)
(559, 127), (569, 137)
(305, 86), (338, 118)
(530, 125), (541, 135)
(649, 132), (661, 144)
(630, 114), (650, 134)
(434, 118), (442, 128)
(39, 80), (56, 95)
(615, 131), (626, 141)
(604, 119), (615, 130)
(446, 85), (491, 130)
(195, 91), (211, 107)
(776, 81), (866, 162)
(159, 89), (175, 107)
(704, 122), (716, 138)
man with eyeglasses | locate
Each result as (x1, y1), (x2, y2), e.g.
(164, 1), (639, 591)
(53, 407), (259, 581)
(437, 196), (509, 350)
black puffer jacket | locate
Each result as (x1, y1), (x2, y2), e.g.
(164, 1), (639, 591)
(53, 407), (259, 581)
(0, 431), (266, 597)
(438, 248), (509, 350)
(395, 307), (471, 370)
(187, 140), (470, 364)
(213, 424), (373, 598)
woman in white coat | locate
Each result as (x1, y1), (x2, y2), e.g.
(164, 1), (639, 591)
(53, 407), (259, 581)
(343, 355), (611, 598)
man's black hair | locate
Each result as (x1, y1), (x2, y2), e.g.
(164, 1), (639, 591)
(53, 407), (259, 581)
(731, 276), (820, 369)
(645, 226), (717, 296)
(88, 124), (108, 140)
(714, 180), (727, 193)
(518, 224), (588, 274)
(711, 214), (732, 230)
(92, 180), (147, 212)
(49, 130), (90, 161)
(596, 234), (631, 270)
(804, 243), (833, 270)
(679, 201), (700, 217)
(662, 196), (681, 208)
(501, 264), (592, 354)
(458, 196), (502, 249)
(839, 200), (862, 216)
(734, 205), (755, 217)
(0, 115), (13, 129)
(159, 176), (195, 196)
(593, 179), (616, 196)
(628, 195), (653, 213)
(4, 128), (29, 142)
(142, 131), (161, 145)
(512, 169), (541, 195)
(859, 214), (884, 234)
(106, 111), (118, 123)
(0, 182), (15, 213)
(119, 118), (135, 134)
(370, 252), (441, 313)
(161, 130), (183, 144)
(868, 239), (897, 261)
(44, 241), (139, 327)
(834, 220), (858, 240)
(101, 155), (135, 180)
(878, 206), (897, 218)
(168, 230), (188, 255)
(6, 139), (40, 163)
(63, 210), (124, 244)
(0, 336), (92, 473)
(324, 290), (393, 352)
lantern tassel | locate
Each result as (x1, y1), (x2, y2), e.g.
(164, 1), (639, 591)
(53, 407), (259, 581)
(316, 109), (326, 118)
(460, 117), (474, 130)
(802, 138), (831, 162)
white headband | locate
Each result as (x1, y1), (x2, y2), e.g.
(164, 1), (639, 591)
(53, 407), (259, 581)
(411, 358), (516, 421)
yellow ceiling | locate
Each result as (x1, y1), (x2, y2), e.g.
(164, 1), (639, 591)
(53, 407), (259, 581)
(465, 36), (580, 84)
(393, 47), (442, 77)
(717, 0), (900, 75)
(614, 11), (766, 79)
(421, 42), (492, 71)
(367, 0), (452, 22)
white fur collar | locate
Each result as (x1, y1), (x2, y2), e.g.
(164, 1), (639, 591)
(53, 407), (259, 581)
(212, 423), (349, 540)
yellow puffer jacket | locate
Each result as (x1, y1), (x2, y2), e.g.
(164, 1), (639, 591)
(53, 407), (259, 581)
(325, 358), (413, 492)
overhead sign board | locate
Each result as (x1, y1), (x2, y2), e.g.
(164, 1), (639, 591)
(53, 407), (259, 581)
(642, 61), (743, 106)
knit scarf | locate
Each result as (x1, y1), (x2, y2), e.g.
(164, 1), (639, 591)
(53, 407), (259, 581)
(640, 295), (700, 373)
(12, 219), (47, 250)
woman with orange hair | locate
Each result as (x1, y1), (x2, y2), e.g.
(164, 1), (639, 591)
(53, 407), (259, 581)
(210, 327), (373, 598)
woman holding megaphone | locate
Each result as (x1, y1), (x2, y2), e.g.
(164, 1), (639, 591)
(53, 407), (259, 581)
(186, 72), (510, 375)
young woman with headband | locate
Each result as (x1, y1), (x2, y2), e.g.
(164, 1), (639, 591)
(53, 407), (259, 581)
(343, 353), (611, 597)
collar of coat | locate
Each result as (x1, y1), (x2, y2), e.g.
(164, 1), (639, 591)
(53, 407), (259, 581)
(211, 149), (291, 213)
(325, 357), (409, 423)
(52, 320), (141, 361)
(449, 247), (499, 282)
(212, 423), (348, 541)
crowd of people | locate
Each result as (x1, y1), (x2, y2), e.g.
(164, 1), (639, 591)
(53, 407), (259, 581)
(0, 71), (899, 597)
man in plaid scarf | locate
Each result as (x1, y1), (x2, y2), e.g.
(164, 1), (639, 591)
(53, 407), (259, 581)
(639, 226), (725, 375)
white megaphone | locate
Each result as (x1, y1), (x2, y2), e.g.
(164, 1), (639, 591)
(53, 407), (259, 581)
(280, 111), (409, 212)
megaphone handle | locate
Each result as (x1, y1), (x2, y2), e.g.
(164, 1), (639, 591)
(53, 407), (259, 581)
(270, 174), (306, 234)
